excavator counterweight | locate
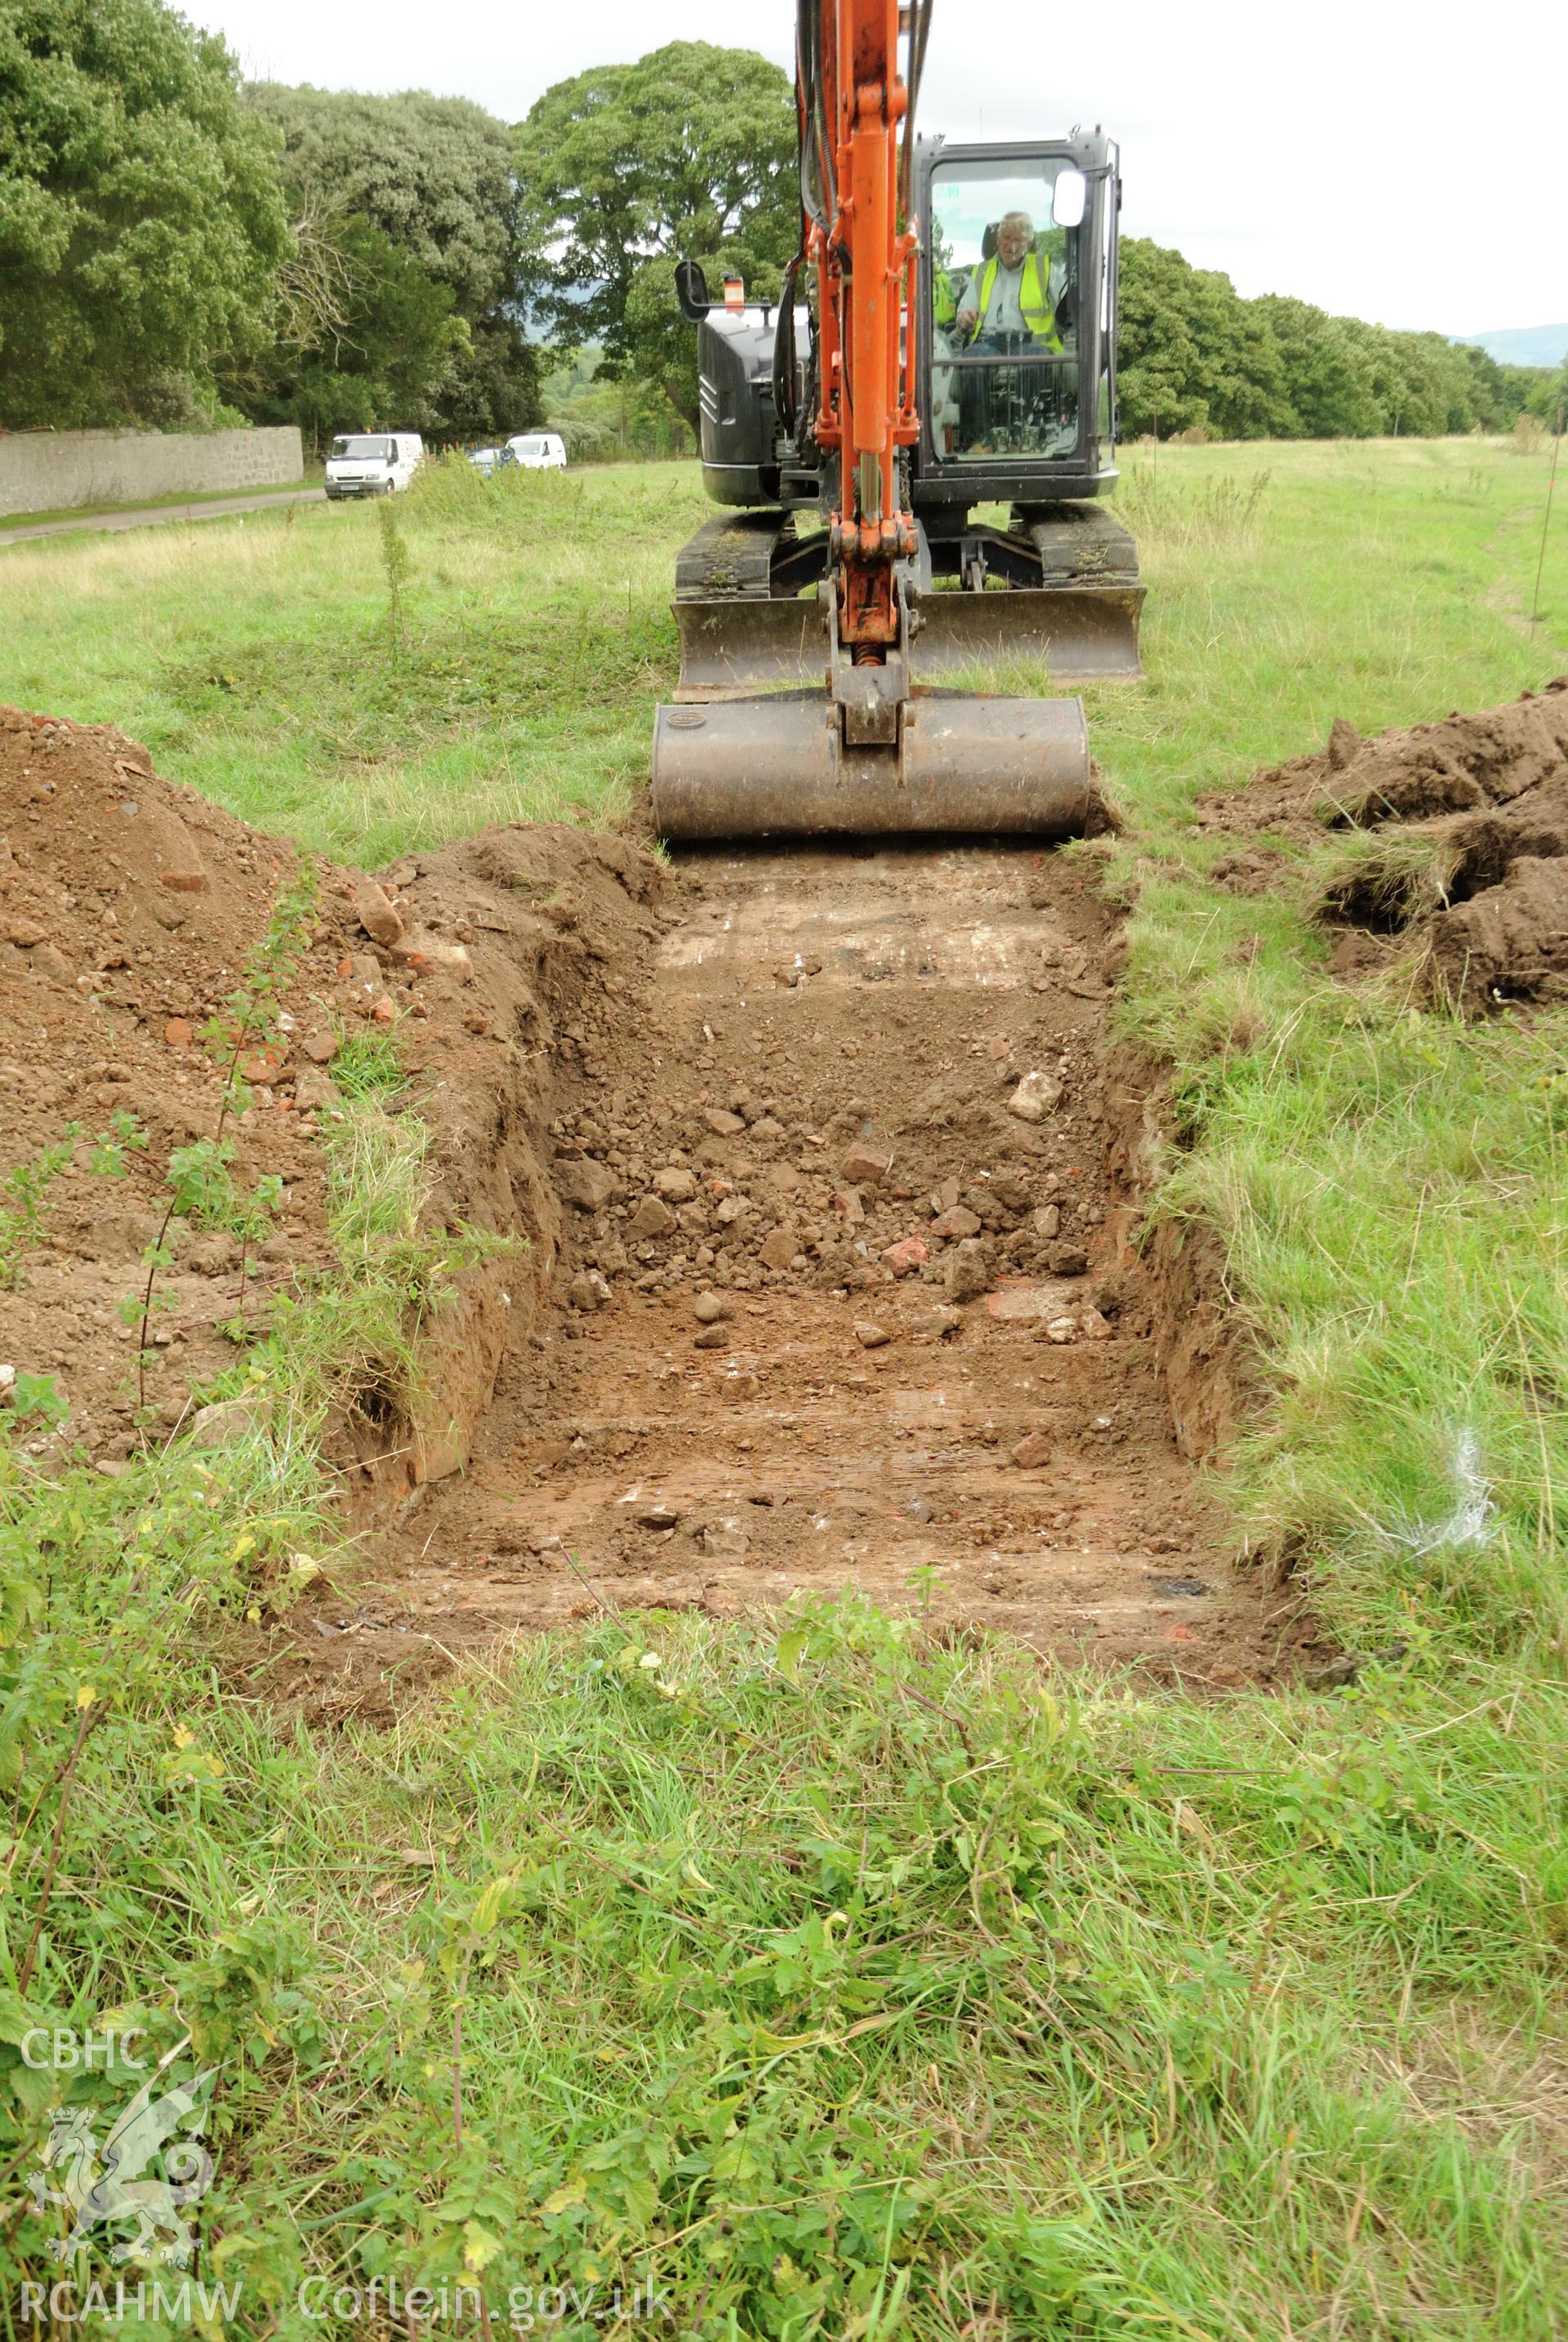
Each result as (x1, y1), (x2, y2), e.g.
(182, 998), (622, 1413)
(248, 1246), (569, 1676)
(650, 0), (1141, 842)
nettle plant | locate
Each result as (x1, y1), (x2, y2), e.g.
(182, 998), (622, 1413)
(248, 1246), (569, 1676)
(0, 1112), (145, 1293)
(125, 864), (320, 1421)
(0, 1114), (149, 1443)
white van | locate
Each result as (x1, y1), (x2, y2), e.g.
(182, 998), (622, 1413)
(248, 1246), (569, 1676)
(323, 433), (424, 500)
(505, 432), (567, 470)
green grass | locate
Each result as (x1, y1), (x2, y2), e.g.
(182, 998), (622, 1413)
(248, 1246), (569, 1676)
(2, 456), (708, 863)
(328, 1029), (408, 1102)
(2, 434), (1567, 2333)
(1084, 435), (1567, 810)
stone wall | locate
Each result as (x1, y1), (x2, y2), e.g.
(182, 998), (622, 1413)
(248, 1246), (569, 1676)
(0, 427), (304, 519)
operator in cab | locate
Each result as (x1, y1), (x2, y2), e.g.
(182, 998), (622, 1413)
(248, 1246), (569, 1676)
(952, 210), (1063, 452)
(955, 211), (1058, 345)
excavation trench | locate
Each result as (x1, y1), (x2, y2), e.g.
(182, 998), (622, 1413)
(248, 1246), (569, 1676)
(270, 831), (1311, 1716)
(0, 706), (1303, 1713)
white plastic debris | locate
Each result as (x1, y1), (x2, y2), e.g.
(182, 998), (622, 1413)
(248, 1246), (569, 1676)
(1388, 1427), (1495, 1555)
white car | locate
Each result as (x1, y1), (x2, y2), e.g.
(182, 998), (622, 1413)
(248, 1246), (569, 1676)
(505, 431), (567, 470)
(324, 432), (423, 500)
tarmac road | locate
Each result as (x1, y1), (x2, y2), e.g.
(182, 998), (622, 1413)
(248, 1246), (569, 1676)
(0, 486), (326, 547)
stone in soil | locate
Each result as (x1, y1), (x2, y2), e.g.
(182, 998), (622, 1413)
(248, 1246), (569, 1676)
(354, 879), (403, 946)
(931, 1205), (982, 1239)
(628, 1195), (677, 1239)
(556, 1159), (615, 1212)
(840, 1143), (892, 1186)
(944, 1237), (993, 1302)
(1007, 1071), (1063, 1122)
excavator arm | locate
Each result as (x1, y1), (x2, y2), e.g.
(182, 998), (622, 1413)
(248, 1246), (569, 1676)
(807, 0), (920, 669)
(795, 0), (928, 756)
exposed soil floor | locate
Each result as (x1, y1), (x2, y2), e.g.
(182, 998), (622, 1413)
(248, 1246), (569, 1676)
(342, 839), (1304, 1696)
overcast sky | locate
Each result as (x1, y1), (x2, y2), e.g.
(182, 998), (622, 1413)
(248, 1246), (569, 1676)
(193, 0), (1560, 339)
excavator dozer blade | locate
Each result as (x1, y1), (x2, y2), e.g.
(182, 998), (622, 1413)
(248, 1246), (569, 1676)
(911, 584), (1146, 686)
(651, 691), (1098, 842)
(673, 599), (827, 701)
(673, 583), (1144, 700)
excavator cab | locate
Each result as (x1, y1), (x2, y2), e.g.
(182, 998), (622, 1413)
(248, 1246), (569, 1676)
(924, 149), (1091, 469)
(904, 134), (1143, 675)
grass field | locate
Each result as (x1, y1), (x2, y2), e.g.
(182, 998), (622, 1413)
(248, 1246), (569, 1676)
(5, 435), (1563, 859)
(3, 439), (1567, 2336)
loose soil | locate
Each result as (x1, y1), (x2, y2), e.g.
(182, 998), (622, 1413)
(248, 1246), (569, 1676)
(1, 707), (1313, 1716)
(1203, 678), (1568, 1008)
(0, 704), (661, 1484)
(0, 703), (330, 1457)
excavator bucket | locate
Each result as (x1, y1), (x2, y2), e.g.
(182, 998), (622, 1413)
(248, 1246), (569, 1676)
(651, 688), (1098, 841)
(655, 575), (1130, 841)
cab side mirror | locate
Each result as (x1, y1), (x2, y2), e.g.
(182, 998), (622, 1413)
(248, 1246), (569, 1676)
(1052, 169), (1087, 229)
(675, 259), (713, 323)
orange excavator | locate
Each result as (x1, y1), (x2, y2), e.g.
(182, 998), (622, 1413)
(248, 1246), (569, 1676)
(650, 0), (1142, 839)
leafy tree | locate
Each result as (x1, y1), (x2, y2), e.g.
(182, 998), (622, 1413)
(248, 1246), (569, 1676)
(1252, 295), (1379, 438)
(239, 83), (540, 442)
(238, 210), (466, 448)
(1525, 358), (1567, 429)
(0, 0), (289, 429)
(518, 42), (798, 430)
(545, 346), (697, 462)
(1116, 240), (1293, 440)
(1116, 238), (1539, 444)
(1454, 342), (1538, 430)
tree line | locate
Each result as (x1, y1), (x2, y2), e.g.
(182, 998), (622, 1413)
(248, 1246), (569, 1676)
(1115, 242), (1551, 440)
(0, 2), (1559, 449)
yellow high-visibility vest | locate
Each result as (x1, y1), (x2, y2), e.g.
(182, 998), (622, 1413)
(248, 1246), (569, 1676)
(932, 269), (957, 327)
(965, 251), (1062, 348)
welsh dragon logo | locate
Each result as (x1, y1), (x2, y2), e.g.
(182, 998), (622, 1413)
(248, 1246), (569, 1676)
(28, 2051), (216, 2269)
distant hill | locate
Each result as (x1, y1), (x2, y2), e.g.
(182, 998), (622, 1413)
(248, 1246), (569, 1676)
(1457, 324), (1568, 370)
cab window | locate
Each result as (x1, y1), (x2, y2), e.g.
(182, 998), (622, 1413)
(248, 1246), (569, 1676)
(928, 159), (1080, 461)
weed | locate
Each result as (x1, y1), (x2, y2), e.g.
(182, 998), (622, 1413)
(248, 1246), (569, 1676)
(0, 1113), (147, 1289)
(0, 1129), (79, 1289)
(2, 1371), (69, 1428)
(87, 1106), (148, 1180)
(329, 1029), (407, 1101)
(132, 864), (319, 1414)
(377, 493), (411, 657)
(197, 1098), (511, 1441)
(1117, 460), (1271, 544)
